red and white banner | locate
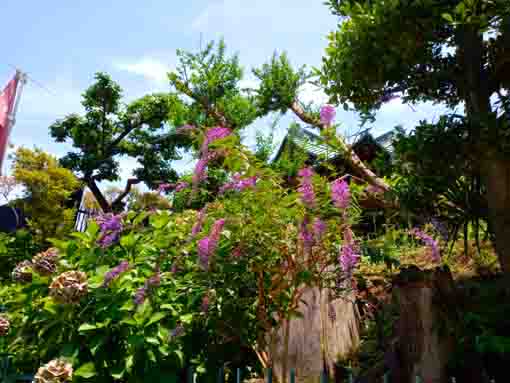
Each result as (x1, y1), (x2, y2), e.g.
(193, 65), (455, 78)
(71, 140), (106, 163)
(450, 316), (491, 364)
(0, 74), (20, 171)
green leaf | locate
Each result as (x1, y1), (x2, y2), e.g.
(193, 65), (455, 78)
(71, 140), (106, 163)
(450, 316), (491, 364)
(147, 349), (157, 363)
(74, 362), (97, 379)
(146, 312), (166, 327)
(110, 366), (125, 380)
(174, 350), (185, 367)
(442, 13), (453, 22)
(146, 337), (160, 346)
(78, 323), (99, 332)
(125, 355), (134, 372)
(120, 233), (137, 249)
(179, 313), (194, 324)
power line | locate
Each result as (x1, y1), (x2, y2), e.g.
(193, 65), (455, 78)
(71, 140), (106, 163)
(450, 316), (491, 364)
(6, 63), (58, 96)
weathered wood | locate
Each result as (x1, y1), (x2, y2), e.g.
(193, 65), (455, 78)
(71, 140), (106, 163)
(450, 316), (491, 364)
(391, 266), (457, 383)
(269, 286), (361, 383)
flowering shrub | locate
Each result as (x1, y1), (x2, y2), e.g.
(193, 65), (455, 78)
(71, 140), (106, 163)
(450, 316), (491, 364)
(0, 127), (363, 381)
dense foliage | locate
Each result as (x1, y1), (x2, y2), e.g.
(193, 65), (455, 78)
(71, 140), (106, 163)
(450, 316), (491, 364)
(0, 125), (363, 382)
(320, 0), (510, 273)
(11, 147), (81, 246)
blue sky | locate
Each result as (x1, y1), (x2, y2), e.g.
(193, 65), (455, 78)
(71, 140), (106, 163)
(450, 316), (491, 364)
(0, 0), (449, 190)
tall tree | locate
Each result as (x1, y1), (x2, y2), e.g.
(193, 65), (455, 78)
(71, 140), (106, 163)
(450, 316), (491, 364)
(320, 0), (510, 272)
(12, 147), (80, 245)
(168, 41), (391, 192)
(50, 73), (189, 212)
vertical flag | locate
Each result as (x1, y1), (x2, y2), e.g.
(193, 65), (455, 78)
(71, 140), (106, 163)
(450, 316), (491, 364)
(0, 72), (21, 173)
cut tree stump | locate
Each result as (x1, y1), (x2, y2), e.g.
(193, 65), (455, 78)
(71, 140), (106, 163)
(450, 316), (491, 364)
(268, 286), (361, 383)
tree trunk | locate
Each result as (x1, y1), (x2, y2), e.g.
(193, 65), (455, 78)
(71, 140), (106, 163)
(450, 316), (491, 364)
(86, 178), (111, 213)
(484, 158), (510, 274)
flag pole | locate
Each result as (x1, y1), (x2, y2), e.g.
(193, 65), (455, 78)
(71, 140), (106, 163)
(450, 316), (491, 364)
(7, 70), (26, 140)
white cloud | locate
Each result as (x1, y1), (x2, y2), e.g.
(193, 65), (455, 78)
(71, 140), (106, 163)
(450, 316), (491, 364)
(114, 57), (172, 85)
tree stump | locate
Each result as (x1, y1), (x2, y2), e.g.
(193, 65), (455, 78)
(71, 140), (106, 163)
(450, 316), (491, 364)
(391, 266), (457, 383)
(268, 286), (361, 383)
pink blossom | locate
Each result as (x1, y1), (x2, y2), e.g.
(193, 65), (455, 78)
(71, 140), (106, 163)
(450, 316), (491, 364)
(299, 217), (315, 254)
(313, 218), (327, 240)
(191, 208), (207, 237)
(298, 167), (314, 178)
(175, 181), (189, 192)
(219, 174), (257, 194)
(331, 178), (351, 209)
(158, 183), (175, 193)
(320, 105), (336, 126)
(339, 228), (359, 277)
(197, 218), (225, 270)
(298, 167), (315, 209)
(205, 127), (232, 145)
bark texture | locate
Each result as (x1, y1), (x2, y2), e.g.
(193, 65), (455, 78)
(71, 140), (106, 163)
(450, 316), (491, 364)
(391, 266), (457, 383)
(269, 287), (360, 383)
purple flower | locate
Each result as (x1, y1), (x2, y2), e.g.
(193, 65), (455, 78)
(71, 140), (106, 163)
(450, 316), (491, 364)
(198, 237), (213, 270)
(97, 213), (123, 232)
(298, 167), (314, 178)
(133, 269), (162, 305)
(210, 219), (225, 241)
(220, 174), (257, 194)
(298, 167), (316, 209)
(170, 324), (185, 338)
(191, 208), (207, 237)
(299, 217), (315, 254)
(103, 261), (130, 287)
(97, 232), (120, 248)
(197, 219), (225, 270)
(331, 178), (351, 209)
(158, 183), (175, 193)
(134, 286), (146, 305)
(339, 228), (359, 277)
(430, 218), (449, 242)
(205, 127), (232, 146)
(175, 181), (189, 192)
(320, 105), (336, 126)
(313, 218), (327, 240)
(410, 228), (441, 262)
(193, 158), (208, 184)
(96, 213), (123, 248)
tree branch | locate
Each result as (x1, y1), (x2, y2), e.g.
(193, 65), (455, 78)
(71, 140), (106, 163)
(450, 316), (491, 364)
(86, 177), (112, 213)
(173, 78), (230, 128)
(111, 177), (141, 211)
(290, 100), (392, 193)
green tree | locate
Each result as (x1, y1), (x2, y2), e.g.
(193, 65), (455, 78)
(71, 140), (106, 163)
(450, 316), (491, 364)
(12, 147), (80, 245)
(320, 0), (510, 273)
(50, 73), (190, 213)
